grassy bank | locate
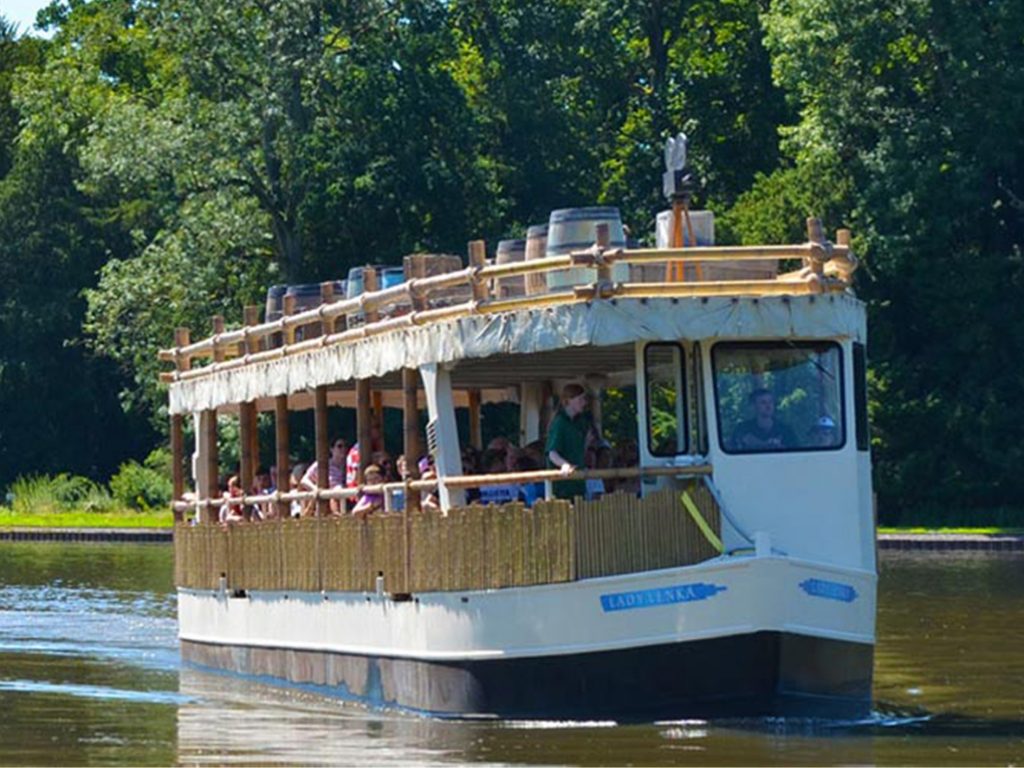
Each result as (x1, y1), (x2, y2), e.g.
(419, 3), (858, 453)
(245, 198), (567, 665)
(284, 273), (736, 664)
(1, 470), (173, 529)
(0, 509), (172, 528)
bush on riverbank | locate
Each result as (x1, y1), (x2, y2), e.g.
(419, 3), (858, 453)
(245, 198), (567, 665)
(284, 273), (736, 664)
(108, 449), (173, 511)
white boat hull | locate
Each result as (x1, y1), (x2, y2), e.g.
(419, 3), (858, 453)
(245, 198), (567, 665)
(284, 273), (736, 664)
(179, 553), (875, 719)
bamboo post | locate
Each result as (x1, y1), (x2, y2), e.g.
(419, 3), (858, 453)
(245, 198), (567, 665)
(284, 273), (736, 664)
(406, 257), (429, 312)
(836, 229), (851, 247)
(806, 217), (826, 276)
(239, 400), (255, 518)
(356, 378), (372, 483)
(468, 388), (482, 450)
(211, 315), (225, 363)
(314, 385), (329, 517)
(595, 223), (611, 288)
(402, 368), (421, 512)
(372, 390), (384, 440)
(283, 295), (297, 346)
(320, 281), (335, 336)
(363, 267), (379, 325)
(274, 394), (290, 519)
(242, 306), (261, 493)
(468, 240), (489, 302)
(170, 327), (190, 521)
(202, 409), (218, 523)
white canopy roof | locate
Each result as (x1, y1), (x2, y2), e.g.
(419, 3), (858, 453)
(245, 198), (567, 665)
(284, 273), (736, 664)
(168, 293), (866, 415)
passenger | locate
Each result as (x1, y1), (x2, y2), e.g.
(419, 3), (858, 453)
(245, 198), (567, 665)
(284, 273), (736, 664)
(479, 451), (519, 505)
(219, 475), (245, 524)
(419, 459), (440, 512)
(486, 436), (510, 454)
(614, 439), (640, 496)
(391, 454), (409, 512)
(352, 464), (385, 519)
(731, 388), (796, 451)
(585, 440), (613, 500)
(546, 383), (590, 500)
(251, 468), (273, 520)
(809, 415), (840, 448)
(514, 455), (544, 506)
(346, 426), (383, 487)
(300, 439), (348, 514)
(289, 462), (308, 518)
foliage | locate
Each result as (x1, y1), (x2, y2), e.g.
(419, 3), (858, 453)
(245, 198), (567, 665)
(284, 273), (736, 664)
(0, 0), (1022, 523)
(5, 473), (116, 515)
(108, 450), (173, 510)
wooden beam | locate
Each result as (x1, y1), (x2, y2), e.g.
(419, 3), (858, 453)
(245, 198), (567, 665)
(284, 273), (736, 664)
(201, 409), (218, 523)
(283, 295), (297, 346)
(274, 394), (290, 520)
(467, 388), (482, 450)
(239, 401), (256, 519)
(468, 240), (489, 302)
(170, 414), (184, 522)
(170, 327), (190, 519)
(372, 389), (384, 439)
(363, 267), (379, 325)
(356, 378), (372, 483)
(402, 367), (421, 512)
(320, 281), (335, 336)
(314, 385), (329, 517)
(211, 315), (225, 363)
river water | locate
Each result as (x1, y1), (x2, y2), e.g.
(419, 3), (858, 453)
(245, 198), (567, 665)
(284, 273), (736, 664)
(1, 542), (1022, 766)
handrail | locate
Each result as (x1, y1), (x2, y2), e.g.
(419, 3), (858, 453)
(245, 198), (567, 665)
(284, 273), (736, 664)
(171, 463), (711, 516)
(158, 230), (856, 375)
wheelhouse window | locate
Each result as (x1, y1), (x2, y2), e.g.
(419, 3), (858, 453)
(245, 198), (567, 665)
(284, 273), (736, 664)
(713, 342), (845, 454)
(644, 343), (687, 456)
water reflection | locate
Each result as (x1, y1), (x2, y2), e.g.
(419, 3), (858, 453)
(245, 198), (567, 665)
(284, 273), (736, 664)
(2, 542), (1024, 766)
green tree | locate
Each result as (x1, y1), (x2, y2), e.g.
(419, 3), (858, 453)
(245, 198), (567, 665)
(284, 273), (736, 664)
(760, 0), (1024, 516)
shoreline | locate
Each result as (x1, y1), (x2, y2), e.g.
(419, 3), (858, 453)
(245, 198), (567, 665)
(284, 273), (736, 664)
(3, 528), (1023, 550)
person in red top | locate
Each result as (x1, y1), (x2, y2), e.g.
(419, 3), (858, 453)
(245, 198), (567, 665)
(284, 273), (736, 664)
(346, 426), (383, 486)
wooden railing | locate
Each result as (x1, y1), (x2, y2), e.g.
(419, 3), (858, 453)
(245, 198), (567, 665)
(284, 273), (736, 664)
(158, 221), (856, 383)
(173, 485), (722, 594)
(171, 464), (711, 521)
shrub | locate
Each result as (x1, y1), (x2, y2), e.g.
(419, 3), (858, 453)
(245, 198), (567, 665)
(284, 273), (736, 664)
(5, 474), (113, 515)
(109, 458), (172, 511)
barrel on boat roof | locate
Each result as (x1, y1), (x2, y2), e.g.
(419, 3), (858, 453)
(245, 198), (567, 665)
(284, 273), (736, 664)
(494, 238), (526, 298)
(265, 281), (346, 323)
(654, 209), (776, 281)
(346, 265), (410, 324)
(545, 207), (630, 289)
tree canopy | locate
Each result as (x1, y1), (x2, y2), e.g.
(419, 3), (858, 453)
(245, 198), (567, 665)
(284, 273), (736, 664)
(1, 0), (1022, 520)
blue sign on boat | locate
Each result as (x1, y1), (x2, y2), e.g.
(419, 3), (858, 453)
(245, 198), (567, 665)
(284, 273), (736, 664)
(799, 578), (858, 603)
(600, 582), (727, 613)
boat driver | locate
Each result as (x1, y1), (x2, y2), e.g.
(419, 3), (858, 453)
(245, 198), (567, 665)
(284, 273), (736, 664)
(730, 388), (796, 452)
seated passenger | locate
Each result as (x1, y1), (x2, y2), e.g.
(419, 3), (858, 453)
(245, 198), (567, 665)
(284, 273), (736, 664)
(219, 475), (245, 524)
(730, 388), (796, 451)
(352, 464), (385, 519)
(300, 439), (348, 514)
(289, 463), (308, 518)
(809, 415), (840, 448)
(513, 455), (544, 506)
(479, 451), (519, 505)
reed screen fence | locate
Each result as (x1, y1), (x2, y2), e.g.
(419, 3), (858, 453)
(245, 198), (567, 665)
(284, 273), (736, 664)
(174, 486), (720, 594)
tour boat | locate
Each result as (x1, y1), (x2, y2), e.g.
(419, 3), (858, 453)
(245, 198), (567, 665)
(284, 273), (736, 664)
(161, 205), (875, 720)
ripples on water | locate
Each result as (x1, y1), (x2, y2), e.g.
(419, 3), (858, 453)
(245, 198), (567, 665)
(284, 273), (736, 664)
(2, 543), (1024, 766)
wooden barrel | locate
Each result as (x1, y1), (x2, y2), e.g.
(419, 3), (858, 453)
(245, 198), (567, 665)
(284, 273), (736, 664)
(655, 209), (776, 281)
(285, 282), (344, 339)
(494, 239), (526, 298)
(546, 207), (629, 289)
(265, 284), (287, 322)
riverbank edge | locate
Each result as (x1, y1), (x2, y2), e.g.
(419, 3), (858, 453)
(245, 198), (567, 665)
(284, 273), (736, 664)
(3, 528), (1024, 550)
